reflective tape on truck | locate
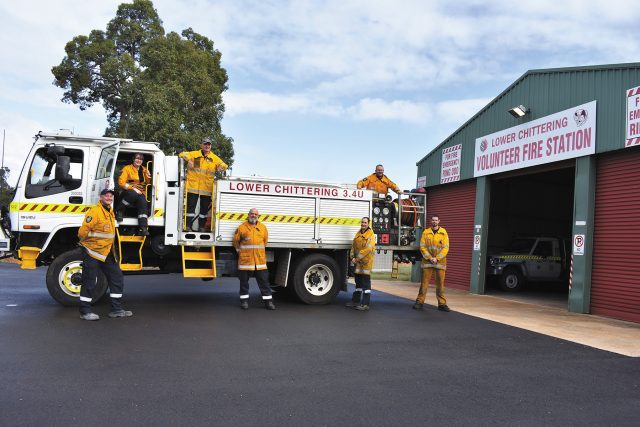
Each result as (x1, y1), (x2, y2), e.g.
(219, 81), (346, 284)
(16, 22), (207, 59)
(217, 212), (361, 226)
(11, 203), (164, 217)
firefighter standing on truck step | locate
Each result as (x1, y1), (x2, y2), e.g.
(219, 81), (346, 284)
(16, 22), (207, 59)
(78, 188), (133, 321)
(357, 164), (403, 195)
(116, 152), (151, 236)
(179, 137), (228, 231)
(233, 208), (275, 310)
(346, 217), (376, 311)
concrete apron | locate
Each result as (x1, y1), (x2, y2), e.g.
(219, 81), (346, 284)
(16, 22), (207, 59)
(372, 280), (640, 357)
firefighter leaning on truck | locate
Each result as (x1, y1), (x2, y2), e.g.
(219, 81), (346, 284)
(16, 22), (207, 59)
(179, 137), (228, 231)
(345, 217), (376, 311)
(77, 188), (133, 321)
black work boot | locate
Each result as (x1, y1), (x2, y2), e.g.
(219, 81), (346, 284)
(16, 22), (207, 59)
(115, 205), (125, 222)
(137, 226), (150, 236)
(240, 300), (249, 310)
(264, 300), (276, 310)
(356, 291), (371, 311)
(345, 290), (361, 308)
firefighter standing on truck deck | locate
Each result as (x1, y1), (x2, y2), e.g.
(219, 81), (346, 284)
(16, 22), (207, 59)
(116, 152), (151, 236)
(346, 217), (376, 311)
(357, 164), (403, 195)
(77, 188), (133, 321)
(233, 208), (275, 310)
(179, 137), (228, 231)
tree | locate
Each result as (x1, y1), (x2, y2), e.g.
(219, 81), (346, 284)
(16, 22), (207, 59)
(51, 0), (233, 165)
(0, 167), (13, 209)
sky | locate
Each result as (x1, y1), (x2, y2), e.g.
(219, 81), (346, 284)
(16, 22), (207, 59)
(0, 0), (638, 189)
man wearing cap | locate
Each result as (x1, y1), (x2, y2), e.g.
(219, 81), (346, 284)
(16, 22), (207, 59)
(77, 188), (132, 321)
(179, 138), (228, 231)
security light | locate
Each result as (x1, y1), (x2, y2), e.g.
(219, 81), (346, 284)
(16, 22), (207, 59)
(508, 105), (528, 118)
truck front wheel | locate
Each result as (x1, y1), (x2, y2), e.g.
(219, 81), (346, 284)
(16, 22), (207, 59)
(45, 248), (108, 306)
(500, 267), (524, 292)
(292, 254), (341, 304)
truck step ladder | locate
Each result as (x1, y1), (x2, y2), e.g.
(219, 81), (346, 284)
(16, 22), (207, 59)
(116, 229), (146, 271)
(391, 260), (400, 279)
(181, 246), (216, 278)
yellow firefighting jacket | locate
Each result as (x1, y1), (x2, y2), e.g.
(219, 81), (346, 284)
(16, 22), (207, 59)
(350, 227), (376, 275)
(357, 173), (400, 195)
(118, 164), (151, 191)
(78, 203), (116, 262)
(420, 226), (449, 270)
(233, 221), (269, 271)
(178, 150), (228, 196)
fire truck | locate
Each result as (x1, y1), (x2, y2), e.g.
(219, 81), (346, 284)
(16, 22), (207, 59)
(0, 131), (426, 306)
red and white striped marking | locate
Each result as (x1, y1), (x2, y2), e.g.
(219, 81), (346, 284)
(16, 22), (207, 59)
(626, 138), (640, 147)
(569, 254), (574, 290)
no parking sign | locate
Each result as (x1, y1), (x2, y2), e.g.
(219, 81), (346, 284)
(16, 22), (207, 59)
(573, 234), (585, 256)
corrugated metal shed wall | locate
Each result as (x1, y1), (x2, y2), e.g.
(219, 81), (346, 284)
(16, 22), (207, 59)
(591, 148), (640, 323)
(425, 180), (476, 291)
(417, 64), (640, 187)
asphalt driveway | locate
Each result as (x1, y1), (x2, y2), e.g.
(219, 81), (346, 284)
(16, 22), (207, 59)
(0, 263), (638, 426)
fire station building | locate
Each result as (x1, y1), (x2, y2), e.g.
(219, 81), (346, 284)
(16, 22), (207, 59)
(416, 63), (640, 323)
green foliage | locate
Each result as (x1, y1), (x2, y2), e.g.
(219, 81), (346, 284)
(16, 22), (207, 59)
(0, 167), (14, 208)
(51, 0), (233, 167)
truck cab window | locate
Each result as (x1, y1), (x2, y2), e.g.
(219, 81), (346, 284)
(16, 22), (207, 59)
(25, 147), (83, 199)
(533, 241), (553, 257)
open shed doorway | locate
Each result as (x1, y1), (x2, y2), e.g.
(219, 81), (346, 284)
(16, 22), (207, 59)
(486, 165), (575, 307)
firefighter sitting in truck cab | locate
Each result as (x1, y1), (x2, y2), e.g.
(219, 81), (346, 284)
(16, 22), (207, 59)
(357, 164), (403, 196)
(179, 137), (228, 231)
(116, 152), (152, 236)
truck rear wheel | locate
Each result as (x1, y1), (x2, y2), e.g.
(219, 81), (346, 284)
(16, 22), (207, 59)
(500, 267), (524, 292)
(292, 254), (341, 304)
(45, 248), (108, 306)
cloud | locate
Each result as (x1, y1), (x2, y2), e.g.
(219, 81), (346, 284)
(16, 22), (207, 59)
(346, 98), (431, 123)
(224, 91), (311, 115)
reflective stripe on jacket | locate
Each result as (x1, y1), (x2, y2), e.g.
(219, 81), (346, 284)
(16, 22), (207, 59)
(233, 221), (269, 271)
(356, 173), (400, 195)
(179, 150), (227, 196)
(350, 227), (376, 275)
(420, 226), (449, 270)
(78, 203), (116, 262)
(118, 164), (151, 190)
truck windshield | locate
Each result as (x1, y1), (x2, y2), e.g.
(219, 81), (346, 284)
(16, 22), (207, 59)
(25, 147), (83, 199)
(505, 238), (536, 254)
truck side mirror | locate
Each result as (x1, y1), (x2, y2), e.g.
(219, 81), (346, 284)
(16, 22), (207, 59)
(47, 145), (66, 159)
(55, 156), (72, 184)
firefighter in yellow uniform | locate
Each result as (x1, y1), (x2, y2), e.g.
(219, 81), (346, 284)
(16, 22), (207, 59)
(77, 188), (132, 321)
(116, 152), (152, 235)
(413, 215), (450, 312)
(357, 164), (403, 195)
(346, 217), (376, 311)
(179, 137), (228, 231)
(233, 208), (275, 310)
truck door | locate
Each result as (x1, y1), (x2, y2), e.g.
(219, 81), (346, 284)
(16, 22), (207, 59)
(17, 144), (88, 231)
(528, 239), (556, 280)
(89, 142), (120, 204)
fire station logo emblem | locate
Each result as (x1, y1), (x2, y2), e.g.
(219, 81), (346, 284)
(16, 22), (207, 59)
(480, 139), (488, 152)
(574, 109), (588, 126)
